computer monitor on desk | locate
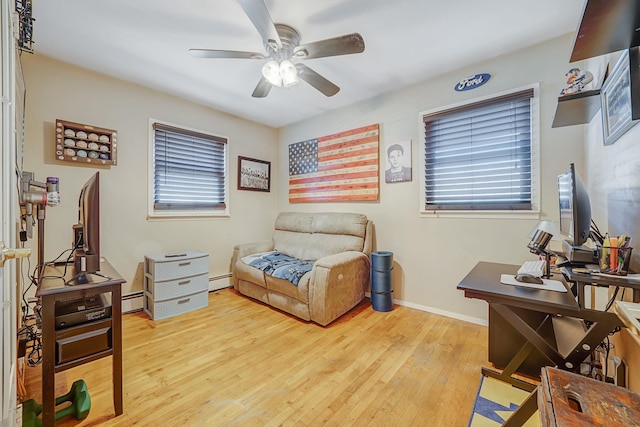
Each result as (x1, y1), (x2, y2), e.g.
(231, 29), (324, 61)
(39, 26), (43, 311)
(557, 163), (597, 265)
(68, 172), (102, 285)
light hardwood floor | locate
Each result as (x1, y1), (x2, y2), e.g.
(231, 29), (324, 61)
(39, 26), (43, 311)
(24, 289), (489, 426)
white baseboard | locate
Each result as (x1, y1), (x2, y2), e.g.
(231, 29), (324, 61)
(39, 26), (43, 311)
(121, 274), (233, 314)
(209, 273), (232, 292)
(365, 292), (487, 327)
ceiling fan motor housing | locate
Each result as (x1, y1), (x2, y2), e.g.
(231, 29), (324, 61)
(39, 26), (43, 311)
(266, 24), (301, 61)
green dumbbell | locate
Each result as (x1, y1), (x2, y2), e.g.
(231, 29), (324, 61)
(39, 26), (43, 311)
(21, 379), (91, 425)
(54, 379), (91, 421)
(21, 408), (42, 427)
(22, 399), (42, 416)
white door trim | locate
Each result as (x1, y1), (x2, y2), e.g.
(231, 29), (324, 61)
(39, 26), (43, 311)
(1, 0), (19, 425)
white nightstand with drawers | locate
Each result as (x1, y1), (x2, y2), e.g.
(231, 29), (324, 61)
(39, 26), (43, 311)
(143, 250), (209, 320)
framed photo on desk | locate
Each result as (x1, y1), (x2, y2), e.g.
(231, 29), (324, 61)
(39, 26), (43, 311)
(601, 49), (638, 146)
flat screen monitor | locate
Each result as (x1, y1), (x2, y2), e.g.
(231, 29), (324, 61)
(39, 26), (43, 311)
(558, 163), (594, 263)
(72, 172), (100, 283)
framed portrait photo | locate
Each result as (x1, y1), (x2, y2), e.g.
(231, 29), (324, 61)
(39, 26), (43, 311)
(238, 156), (271, 192)
(384, 140), (412, 183)
(601, 50), (638, 146)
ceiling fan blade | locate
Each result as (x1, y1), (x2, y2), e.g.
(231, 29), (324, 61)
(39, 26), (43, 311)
(295, 64), (340, 97)
(237, 0), (282, 50)
(293, 33), (365, 59)
(252, 77), (272, 98)
(189, 49), (265, 59)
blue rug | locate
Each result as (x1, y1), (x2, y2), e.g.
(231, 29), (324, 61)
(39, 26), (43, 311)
(468, 376), (540, 427)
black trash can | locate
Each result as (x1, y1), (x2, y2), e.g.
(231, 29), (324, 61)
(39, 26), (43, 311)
(370, 251), (393, 312)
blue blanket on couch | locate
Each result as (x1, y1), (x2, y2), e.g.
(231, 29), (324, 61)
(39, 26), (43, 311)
(248, 251), (314, 286)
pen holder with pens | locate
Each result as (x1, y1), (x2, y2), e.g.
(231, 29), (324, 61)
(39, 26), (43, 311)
(596, 244), (633, 275)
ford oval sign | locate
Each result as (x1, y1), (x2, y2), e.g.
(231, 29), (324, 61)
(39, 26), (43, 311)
(455, 73), (491, 92)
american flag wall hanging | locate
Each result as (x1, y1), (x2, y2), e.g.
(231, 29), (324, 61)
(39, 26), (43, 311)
(288, 123), (380, 203)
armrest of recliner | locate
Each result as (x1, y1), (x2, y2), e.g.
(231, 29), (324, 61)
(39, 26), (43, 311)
(308, 251), (370, 326)
(233, 240), (274, 259)
(230, 240), (274, 288)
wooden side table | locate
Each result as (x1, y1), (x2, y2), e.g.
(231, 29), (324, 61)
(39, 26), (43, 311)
(37, 258), (125, 426)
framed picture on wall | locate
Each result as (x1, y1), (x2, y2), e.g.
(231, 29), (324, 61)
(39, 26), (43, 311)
(238, 156), (270, 192)
(384, 140), (412, 183)
(601, 49), (638, 146)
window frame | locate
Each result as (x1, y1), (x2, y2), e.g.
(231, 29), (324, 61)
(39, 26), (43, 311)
(418, 84), (541, 219)
(147, 118), (229, 219)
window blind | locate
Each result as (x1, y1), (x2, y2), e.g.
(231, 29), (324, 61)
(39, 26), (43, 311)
(423, 88), (534, 211)
(153, 123), (227, 210)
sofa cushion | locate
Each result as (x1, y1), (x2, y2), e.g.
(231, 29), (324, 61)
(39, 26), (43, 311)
(268, 292), (311, 321)
(235, 258), (267, 287)
(264, 272), (311, 304)
(245, 251), (314, 286)
(275, 212), (368, 236)
(273, 212), (368, 260)
(237, 280), (269, 304)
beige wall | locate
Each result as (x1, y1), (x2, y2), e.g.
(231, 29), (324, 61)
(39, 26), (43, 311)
(278, 33), (585, 323)
(584, 56), (640, 391)
(21, 54), (279, 295)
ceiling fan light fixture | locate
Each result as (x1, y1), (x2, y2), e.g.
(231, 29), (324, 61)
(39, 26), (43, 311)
(261, 60), (282, 86)
(280, 60), (299, 87)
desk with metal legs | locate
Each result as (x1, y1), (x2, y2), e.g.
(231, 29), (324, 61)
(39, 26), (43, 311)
(457, 262), (623, 393)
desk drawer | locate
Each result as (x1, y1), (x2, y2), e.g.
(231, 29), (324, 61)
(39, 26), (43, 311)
(55, 319), (112, 365)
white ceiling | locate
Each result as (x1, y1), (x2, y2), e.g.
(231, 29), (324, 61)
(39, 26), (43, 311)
(31, 0), (586, 128)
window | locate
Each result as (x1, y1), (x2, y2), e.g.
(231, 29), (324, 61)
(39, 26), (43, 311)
(422, 87), (537, 212)
(150, 121), (227, 217)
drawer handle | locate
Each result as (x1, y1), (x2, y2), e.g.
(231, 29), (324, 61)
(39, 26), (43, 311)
(178, 262), (192, 267)
(178, 298), (190, 304)
(178, 280), (191, 285)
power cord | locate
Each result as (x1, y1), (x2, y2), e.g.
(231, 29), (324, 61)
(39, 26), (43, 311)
(20, 245), (78, 366)
(590, 219), (604, 245)
(20, 255), (42, 366)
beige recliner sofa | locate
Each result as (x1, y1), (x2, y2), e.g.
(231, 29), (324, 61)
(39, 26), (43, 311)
(231, 212), (373, 326)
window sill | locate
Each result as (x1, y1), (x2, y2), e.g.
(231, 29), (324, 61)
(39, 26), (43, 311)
(419, 210), (541, 220)
(147, 210), (229, 221)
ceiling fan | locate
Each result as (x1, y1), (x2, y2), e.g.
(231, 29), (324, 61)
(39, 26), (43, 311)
(189, 0), (365, 98)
